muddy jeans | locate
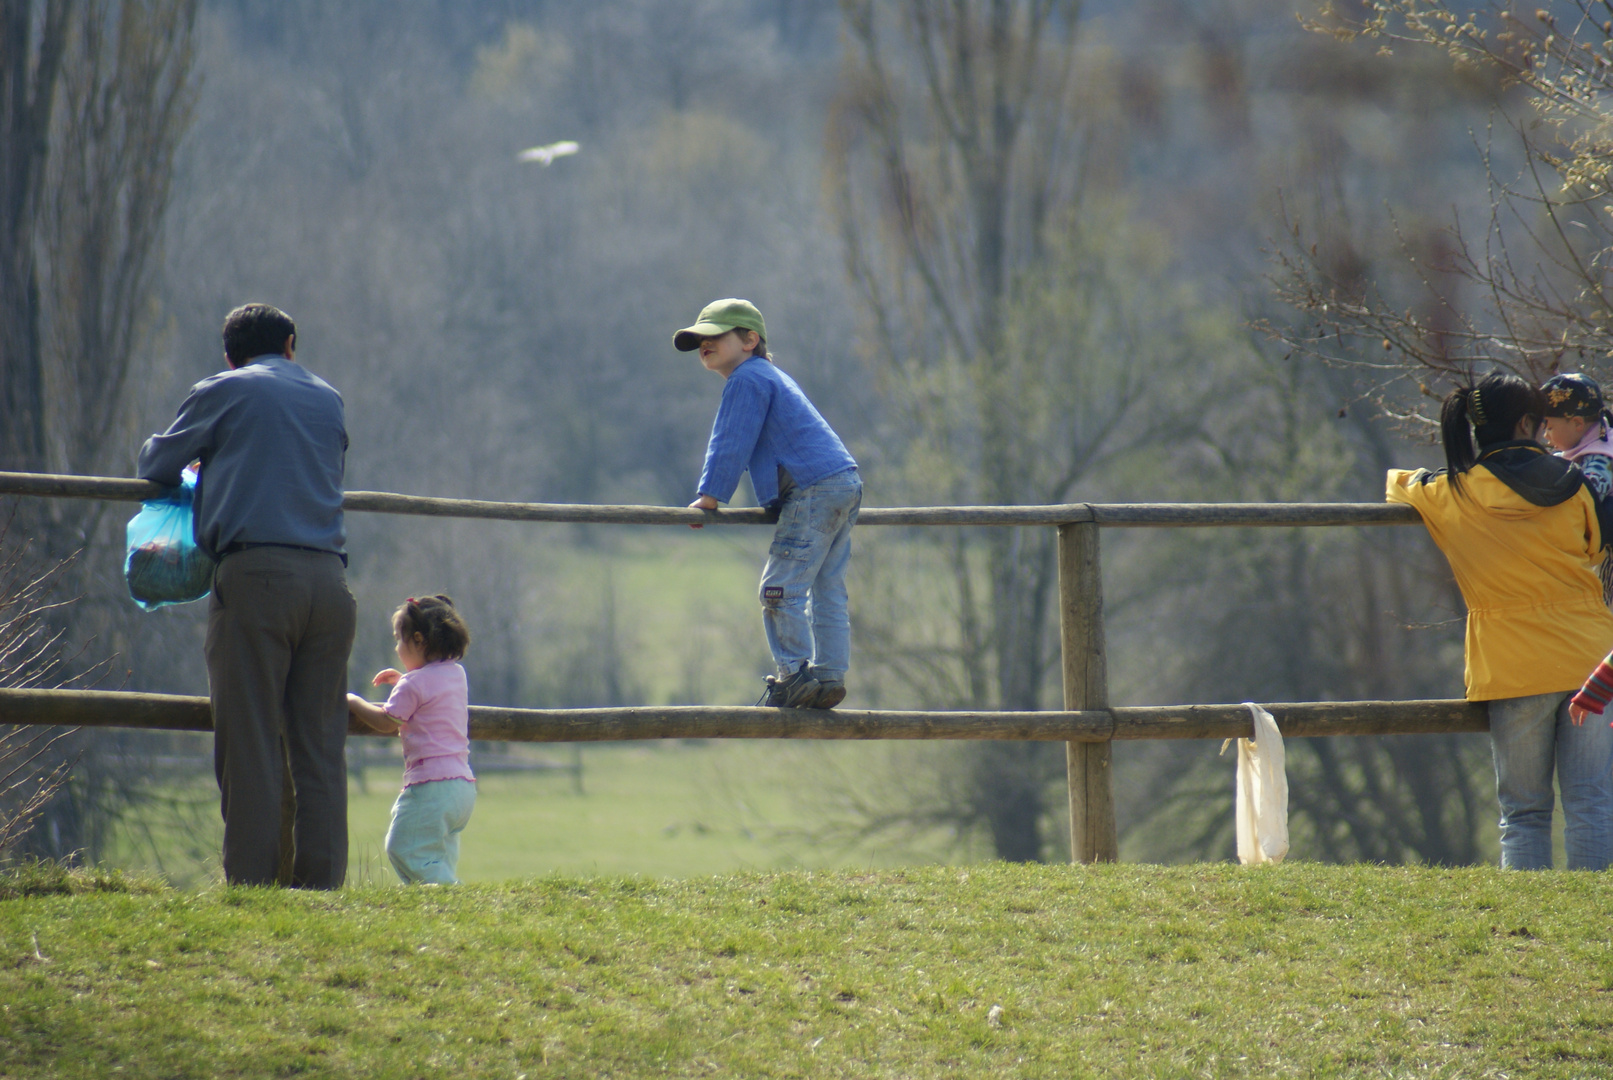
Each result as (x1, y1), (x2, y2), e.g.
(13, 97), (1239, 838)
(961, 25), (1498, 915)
(759, 468), (861, 682)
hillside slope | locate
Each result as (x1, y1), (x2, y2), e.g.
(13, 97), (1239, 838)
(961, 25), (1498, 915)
(3, 863), (1611, 1078)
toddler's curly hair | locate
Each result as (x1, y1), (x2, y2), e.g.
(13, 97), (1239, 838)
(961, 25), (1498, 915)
(393, 594), (470, 662)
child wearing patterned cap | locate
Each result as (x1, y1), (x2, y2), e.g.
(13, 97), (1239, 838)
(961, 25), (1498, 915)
(1542, 373), (1613, 501)
(1546, 374), (1613, 727)
(1542, 372), (1613, 606)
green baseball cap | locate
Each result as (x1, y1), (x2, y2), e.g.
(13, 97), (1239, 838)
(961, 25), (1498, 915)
(673, 298), (768, 352)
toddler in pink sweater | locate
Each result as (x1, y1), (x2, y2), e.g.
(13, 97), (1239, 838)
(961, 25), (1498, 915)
(348, 595), (476, 884)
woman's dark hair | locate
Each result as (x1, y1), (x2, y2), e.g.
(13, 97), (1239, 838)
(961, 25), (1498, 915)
(393, 594), (471, 662)
(1439, 372), (1546, 494)
(222, 303), (296, 364)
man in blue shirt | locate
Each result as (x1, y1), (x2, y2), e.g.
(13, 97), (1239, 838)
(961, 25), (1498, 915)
(678, 298), (862, 709)
(138, 303), (356, 889)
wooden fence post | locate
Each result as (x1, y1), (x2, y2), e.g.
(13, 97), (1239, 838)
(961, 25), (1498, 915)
(1058, 521), (1118, 863)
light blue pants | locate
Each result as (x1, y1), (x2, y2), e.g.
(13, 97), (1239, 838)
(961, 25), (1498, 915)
(385, 778), (476, 884)
(759, 469), (862, 682)
(1489, 691), (1613, 870)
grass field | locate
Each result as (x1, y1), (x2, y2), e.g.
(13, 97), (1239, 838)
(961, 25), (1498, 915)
(4, 861), (1613, 1078)
(107, 740), (967, 888)
(348, 740), (964, 884)
(512, 529), (781, 710)
(105, 527), (978, 888)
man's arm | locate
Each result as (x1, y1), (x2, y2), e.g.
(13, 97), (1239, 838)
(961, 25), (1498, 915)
(136, 383), (220, 484)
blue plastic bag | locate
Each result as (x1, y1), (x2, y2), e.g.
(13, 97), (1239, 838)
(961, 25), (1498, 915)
(125, 468), (215, 610)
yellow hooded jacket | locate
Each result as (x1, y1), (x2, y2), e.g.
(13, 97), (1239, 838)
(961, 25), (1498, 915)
(1387, 445), (1613, 701)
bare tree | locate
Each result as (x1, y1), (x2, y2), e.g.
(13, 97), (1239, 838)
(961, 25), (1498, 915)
(1216, 0), (1613, 868)
(41, 0), (198, 485)
(0, 540), (80, 862)
(0, 1), (71, 476)
(0, 726), (73, 860)
(828, 0), (1223, 859)
(0, 507), (119, 861)
(0, 0), (199, 863)
(2, 0), (198, 487)
(1272, 2), (1613, 402)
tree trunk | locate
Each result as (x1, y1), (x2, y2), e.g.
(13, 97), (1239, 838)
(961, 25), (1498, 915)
(0, 0), (198, 863)
(0, 0), (70, 474)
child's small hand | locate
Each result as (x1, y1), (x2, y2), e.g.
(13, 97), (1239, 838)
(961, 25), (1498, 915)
(688, 494), (719, 529)
(1570, 701), (1593, 726)
(373, 668), (403, 686)
(347, 693), (401, 735)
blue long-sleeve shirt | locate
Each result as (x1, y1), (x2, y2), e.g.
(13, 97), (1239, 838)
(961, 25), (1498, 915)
(697, 356), (856, 507)
(136, 355), (348, 560)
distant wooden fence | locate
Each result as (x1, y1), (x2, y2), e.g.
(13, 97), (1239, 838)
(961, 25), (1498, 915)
(0, 470), (1465, 865)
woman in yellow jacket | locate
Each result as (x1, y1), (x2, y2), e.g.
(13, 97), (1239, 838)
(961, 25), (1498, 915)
(1388, 372), (1613, 869)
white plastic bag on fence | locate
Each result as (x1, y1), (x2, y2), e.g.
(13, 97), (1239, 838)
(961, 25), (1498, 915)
(1230, 702), (1288, 865)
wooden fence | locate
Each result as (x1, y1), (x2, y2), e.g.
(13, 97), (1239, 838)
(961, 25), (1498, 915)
(0, 470), (1470, 865)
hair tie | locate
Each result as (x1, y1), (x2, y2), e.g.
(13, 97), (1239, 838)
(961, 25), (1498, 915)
(1468, 387), (1488, 428)
(406, 597), (417, 606)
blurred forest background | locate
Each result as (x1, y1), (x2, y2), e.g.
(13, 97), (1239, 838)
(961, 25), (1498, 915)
(5, 0), (1597, 880)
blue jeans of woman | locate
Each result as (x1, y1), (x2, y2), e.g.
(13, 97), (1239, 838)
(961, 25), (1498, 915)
(1489, 691), (1613, 869)
(759, 468), (862, 682)
(385, 777), (477, 884)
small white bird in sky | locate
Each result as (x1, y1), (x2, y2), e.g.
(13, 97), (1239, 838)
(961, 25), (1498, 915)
(516, 140), (580, 166)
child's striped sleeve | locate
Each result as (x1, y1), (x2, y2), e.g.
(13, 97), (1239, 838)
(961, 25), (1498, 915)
(1572, 655), (1613, 715)
(1580, 454), (1613, 501)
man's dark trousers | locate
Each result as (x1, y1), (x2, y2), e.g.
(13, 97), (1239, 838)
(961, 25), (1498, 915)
(206, 546), (356, 888)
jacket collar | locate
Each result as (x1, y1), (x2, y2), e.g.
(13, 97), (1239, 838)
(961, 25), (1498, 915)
(1477, 439), (1547, 461)
(1478, 441), (1584, 507)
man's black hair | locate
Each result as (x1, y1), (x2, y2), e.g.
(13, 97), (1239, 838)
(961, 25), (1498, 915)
(222, 303), (297, 364)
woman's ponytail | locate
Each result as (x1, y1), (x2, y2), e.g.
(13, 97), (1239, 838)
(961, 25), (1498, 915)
(1441, 385), (1480, 495)
(1439, 372), (1545, 497)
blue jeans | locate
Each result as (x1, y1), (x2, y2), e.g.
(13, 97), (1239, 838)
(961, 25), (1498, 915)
(1489, 692), (1613, 870)
(759, 468), (861, 682)
(385, 778), (476, 884)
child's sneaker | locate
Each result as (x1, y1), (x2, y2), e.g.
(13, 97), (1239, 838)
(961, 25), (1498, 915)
(808, 674), (846, 709)
(758, 665), (820, 708)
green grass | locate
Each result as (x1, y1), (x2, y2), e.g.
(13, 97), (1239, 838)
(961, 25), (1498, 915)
(4, 863), (1613, 1078)
(107, 741), (965, 888)
(518, 530), (780, 708)
(348, 741), (959, 883)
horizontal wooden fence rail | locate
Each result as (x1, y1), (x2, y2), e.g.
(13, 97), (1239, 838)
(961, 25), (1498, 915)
(0, 688), (1488, 742)
(0, 471), (1422, 529)
(0, 469), (1457, 866)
